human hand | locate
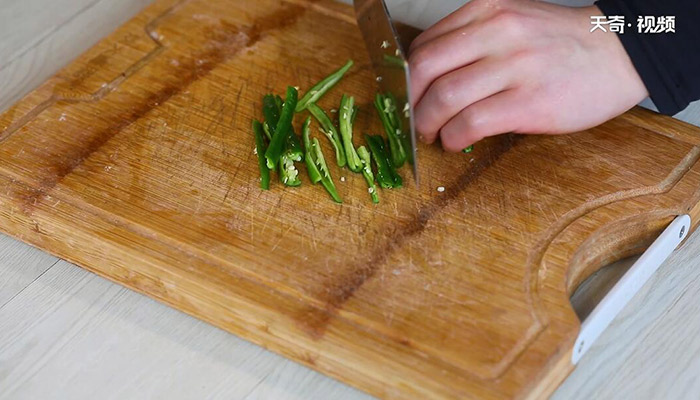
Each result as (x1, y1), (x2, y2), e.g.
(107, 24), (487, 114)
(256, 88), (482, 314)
(408, 0), (648, 152)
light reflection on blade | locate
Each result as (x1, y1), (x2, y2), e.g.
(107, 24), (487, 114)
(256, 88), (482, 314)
(353, 0), (419, 186)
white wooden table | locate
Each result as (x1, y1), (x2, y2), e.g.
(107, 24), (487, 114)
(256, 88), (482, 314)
(2, 1), (700, 398)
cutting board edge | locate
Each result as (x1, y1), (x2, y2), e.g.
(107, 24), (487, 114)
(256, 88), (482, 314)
(0, 183), (509, 400)
(1, 0), (700, 397)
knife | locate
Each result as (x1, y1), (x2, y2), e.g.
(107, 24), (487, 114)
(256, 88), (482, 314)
(353, 0), (419, 186)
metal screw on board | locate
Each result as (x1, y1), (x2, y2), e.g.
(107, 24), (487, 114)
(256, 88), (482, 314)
(680, 225), (686, 239)
(578, 340), (584, 353)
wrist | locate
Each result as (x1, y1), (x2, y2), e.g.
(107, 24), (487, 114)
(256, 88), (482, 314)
(580, 5), (649, 106)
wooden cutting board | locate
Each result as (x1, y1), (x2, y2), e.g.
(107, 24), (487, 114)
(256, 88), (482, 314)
(2, 0), (700, 398)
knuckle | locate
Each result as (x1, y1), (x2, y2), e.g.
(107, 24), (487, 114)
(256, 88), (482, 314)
(408, 48), (432, 79)
(409, 32), (427, 53)
(459, 108), (487, 134)
(471, 0), (506, 11)
(432, 78), (458, 107)
(467, 0), (487, 9)
(490, 10), (527, 37)
(510, 48), (536, 69)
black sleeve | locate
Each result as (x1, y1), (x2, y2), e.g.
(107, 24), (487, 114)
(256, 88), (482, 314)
(595, 0), (700, 115)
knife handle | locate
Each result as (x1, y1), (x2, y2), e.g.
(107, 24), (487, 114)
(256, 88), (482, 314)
(572, 214), (691, 364)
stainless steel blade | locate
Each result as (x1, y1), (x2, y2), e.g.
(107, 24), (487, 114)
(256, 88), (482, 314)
(353, 0), (419, 185)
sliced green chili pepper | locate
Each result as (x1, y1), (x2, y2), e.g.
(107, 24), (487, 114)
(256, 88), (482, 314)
(279, 154), (301, 186)
(462, 145), (474, 153)
(390, 93), (414, 165)
(384, 92), (402, 131)
(285, 127), (303, 161)
(365, 134), (402, 189)
(357, 146), (379, 203)
(263, 93), (301, 156)
(295, 60), (354, 112)
(383, 54), (407, 69)
(274, 95), (283, 112)
(279, 126), (303, 187)
(401, 134), (413, 165)
(339, 94), (362, 173)
(317, 145), (342, 202)
(302, 117), (342, 203)
(252, 120), (270, 190)
(263, 94), (280, 128)
(303, 121), (322, 184)
(262, 122), (273, 141)
(262, 94), (280, 140)
(265, 86), (298, 169)
(307, 103), (346, 168)
(374, 93), (407, 168)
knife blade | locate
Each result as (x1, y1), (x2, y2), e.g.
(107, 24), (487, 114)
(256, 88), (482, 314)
(353, 0), (419, 186)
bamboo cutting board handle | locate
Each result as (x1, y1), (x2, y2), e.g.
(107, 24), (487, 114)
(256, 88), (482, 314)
(572, 214), (690, 364)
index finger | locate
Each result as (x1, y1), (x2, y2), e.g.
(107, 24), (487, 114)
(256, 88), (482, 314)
(409, 0), (487, 52)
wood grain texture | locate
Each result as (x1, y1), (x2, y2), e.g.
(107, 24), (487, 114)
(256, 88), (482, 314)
(0, 0), (152, 113)
(3, 232), (700, 400)
(0, 259), (370, 400)
(2, 0), (700, 398)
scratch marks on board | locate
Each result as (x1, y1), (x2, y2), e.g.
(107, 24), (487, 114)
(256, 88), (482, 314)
(1, 1), (310, 213)
(296, 135), (522, 338)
